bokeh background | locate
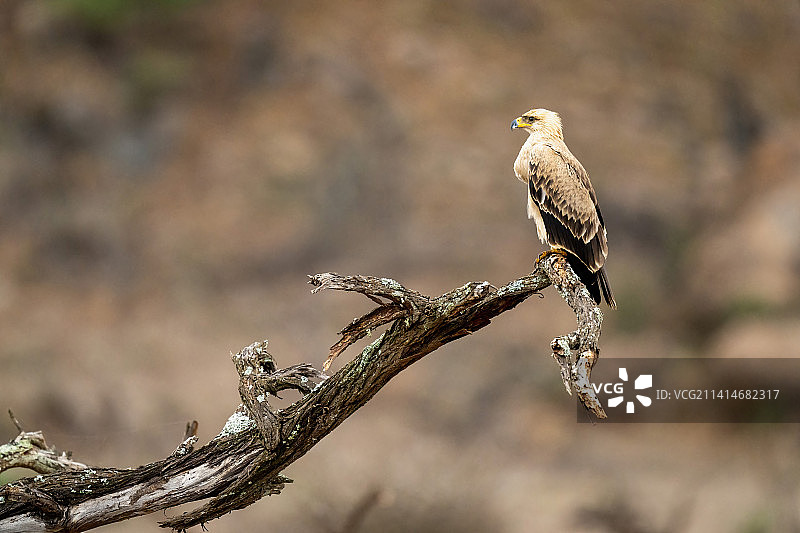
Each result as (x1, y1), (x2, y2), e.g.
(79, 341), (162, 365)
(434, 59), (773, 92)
(2, 1), (800, 531)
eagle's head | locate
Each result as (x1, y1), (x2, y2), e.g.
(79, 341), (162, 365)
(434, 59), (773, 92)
(511, 108), (563, 139)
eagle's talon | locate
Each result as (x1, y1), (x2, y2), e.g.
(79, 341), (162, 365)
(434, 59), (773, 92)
(535, 248), (567, 266)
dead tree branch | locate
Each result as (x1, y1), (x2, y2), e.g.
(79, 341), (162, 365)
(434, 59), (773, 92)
(0, 412), (87, 476)
(0, 253), (606, 532)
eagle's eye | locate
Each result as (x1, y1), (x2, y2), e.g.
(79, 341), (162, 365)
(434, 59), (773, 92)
(524, 115), (537, 122)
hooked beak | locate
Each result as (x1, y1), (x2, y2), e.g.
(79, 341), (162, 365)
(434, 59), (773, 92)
(510, 117), (529, 131)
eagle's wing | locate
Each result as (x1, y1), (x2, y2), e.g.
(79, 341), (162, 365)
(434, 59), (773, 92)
(526, 142), (608, 272)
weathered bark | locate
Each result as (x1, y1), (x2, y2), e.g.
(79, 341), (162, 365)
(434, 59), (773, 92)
(0, 253), (605, 532)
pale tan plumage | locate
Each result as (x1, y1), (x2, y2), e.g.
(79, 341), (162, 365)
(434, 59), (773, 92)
(511, 108), (616, 308)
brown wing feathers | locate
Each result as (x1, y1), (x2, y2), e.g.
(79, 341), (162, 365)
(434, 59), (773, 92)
(527, 148), (616, 308)
(528, 157), (606, 273)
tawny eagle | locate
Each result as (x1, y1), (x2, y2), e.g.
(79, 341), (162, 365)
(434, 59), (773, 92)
(511, 108), (616, 309)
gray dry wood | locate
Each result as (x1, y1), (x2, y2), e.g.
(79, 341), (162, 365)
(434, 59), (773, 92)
(0, 252), (605, 532)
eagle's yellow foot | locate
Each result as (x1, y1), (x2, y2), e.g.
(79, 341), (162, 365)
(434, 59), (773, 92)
(535, 248), (568, 266)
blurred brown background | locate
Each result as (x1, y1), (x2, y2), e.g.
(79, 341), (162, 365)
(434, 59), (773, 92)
(2, 1), (800, 531)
